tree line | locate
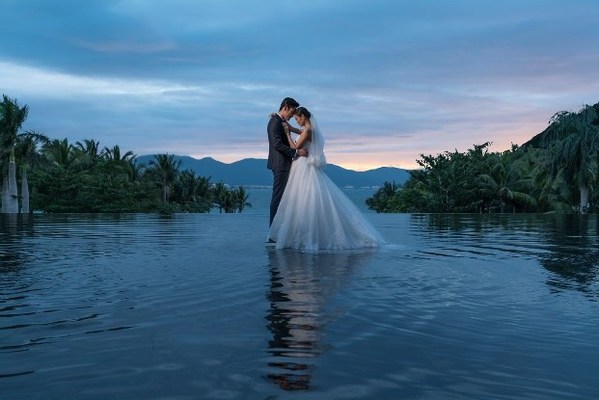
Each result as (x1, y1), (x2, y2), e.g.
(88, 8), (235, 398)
(4, 93), (597, 215)
(367, 102), (599, 214)
(0, 95), (251, 213)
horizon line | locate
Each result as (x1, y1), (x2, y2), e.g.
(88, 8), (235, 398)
(135, 153), (414, 172)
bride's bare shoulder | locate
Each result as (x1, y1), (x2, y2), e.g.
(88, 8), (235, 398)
(303, 126), (312, 141)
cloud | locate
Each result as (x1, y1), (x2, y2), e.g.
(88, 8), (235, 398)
(1, 0), (598, 170)
(0, 60), (211, 97)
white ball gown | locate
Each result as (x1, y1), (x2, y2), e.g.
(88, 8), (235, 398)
(268, 117), (385, 252)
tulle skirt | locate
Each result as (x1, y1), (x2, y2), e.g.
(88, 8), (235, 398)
(269, 157), (384, 252)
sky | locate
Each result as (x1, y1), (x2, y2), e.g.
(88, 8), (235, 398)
(1, 0), (598, 171)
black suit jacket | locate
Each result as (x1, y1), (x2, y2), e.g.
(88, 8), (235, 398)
(267, 114), (296, 171)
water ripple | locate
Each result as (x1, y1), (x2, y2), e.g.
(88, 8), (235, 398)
(0, 213), (598, 399)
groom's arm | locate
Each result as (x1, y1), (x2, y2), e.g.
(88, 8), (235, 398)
(268, 118), (296, 159)
(284, 122), (302, 135)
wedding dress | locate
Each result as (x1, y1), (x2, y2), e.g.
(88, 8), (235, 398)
(268, 116), (384, 252)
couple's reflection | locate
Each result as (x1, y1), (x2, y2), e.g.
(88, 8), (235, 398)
(265, 248), (375, 391)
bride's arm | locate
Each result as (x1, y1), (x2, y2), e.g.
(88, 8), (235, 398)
(286, 124), (302, 134)
(285, 125), (299, 149)
(287, 127), (311, 149)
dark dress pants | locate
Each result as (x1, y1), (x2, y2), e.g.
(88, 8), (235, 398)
(270, 169), (290, 227)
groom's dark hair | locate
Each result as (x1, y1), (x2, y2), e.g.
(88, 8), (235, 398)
(279, 97), (299, 111)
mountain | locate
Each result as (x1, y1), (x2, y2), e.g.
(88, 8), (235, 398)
(136, 155), (410, 187)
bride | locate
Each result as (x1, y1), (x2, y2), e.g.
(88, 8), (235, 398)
(268, 106), (385, 252)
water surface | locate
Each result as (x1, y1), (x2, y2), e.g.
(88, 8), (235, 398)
(1, 212), (598, 399)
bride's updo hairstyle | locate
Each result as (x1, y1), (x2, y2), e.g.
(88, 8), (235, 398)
(295, 106), (311, 119)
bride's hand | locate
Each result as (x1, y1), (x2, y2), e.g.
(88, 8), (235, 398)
(297, 148), (308, 157)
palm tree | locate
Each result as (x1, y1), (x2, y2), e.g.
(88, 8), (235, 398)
(233, 186), (252, 213)
(171, 171), (213, 212)
(195, 176), (212, 200)
(532, 145), (574, 212)
(366, 181), (400, 213)
(478, 149), (537, 213)
(5, 150), (18, 213)
(148, 154), (180, 203)
(126, 158), (144, 183)
(0, 95), (29, 213)
(212, 182), (235, 213)
(103, 144), (135, 163)
(0, 95), (42, 212)
(42, 138), (79, 169)
(75, 139), (102, 161)
(540, 105), (599, 213)
(101, 144), (138, 185)
(36, 138), (85, 210)
(0, 95), (27, 158)
(174, 169), (198, 203)
(14, 131), (49, 213)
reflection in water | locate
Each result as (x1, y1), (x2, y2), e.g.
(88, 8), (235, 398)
(0, 214), (597, 398)
(417, 212), (540, 235)
(0, 214), (34, 273)
(412, 213), (599, 297)
(265, 249), (374, 391)
(539, 214), (599, 296)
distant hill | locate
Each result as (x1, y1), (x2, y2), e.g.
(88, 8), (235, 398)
(136, 155), (410, 188)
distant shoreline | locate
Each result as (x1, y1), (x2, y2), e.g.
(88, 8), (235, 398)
(135, 154), (409, 188)
(233, 185), (384, 189)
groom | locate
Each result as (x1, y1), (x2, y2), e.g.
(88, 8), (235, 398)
(267, 97), (308, 232)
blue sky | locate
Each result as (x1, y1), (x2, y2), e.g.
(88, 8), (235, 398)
(1, 0), (598, 170)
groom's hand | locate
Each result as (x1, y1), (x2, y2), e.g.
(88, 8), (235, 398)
(297, 148), (308, 157)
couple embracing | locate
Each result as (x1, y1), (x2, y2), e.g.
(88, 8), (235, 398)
(266, 97), (384, 252)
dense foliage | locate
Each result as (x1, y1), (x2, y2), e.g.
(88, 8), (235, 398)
(1, 95), (251, 213)
(28, 142), (252, 213)
(367, 103), (599, 214)
(5, 93), (599, 215)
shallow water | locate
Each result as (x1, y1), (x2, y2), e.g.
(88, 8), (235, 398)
(1, 212), (598, 399)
